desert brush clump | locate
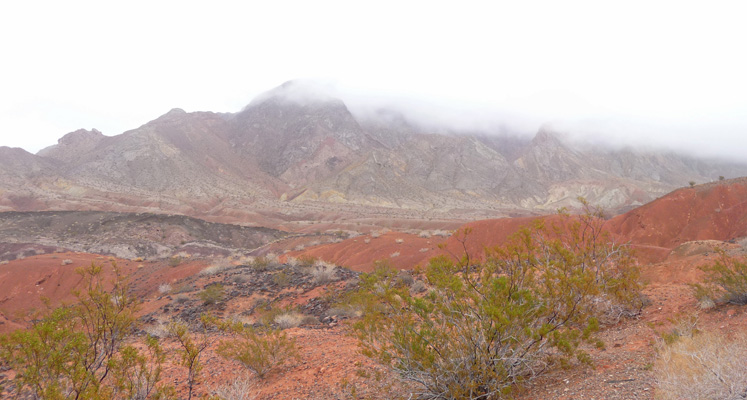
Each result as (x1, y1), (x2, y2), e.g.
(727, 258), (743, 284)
(216, 320), (299, 379)
(168, 315), (215, 400)
(0, 262), (175, 399)
(692, 250), (747, 305)
(198, 283), (225, 306)
(655, 330), (747, 400)
(351, 202), (644, 399)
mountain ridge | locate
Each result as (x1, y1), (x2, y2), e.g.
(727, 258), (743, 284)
(2, 80), (746, 225)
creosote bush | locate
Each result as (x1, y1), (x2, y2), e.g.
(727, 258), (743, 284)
(351, 202), (643, 399)
(198, 283), (225, 306)
(216, 321), (299, 379)
(0, 262), (175, 399)
(692, 250), (747, 305)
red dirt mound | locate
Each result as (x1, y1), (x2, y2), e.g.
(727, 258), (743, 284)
(0, 253), (138, 333)
(288, 232), (446, 272)
(605, 178), (747, 262)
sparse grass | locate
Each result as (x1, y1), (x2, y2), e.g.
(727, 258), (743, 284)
(432, 230), (451, 237)
(62, 259), (73, 265)
(655, 331), (747, 400)
(364, 238), (371, 244)
(232, 273), (250, 284)
(389, 251), (400, 258)
(418, 231), (431, 238)
(285, 257), (300, 267)
(370, 231), (381, 239)
(294, 244), (305, 251)
(419, 247), (429, 253)
(394, 238), (404, 244)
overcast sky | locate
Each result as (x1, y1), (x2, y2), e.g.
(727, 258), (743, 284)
(1, 1), (745, 161)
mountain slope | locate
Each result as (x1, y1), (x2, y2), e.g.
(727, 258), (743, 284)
(2, 80), (746, 224)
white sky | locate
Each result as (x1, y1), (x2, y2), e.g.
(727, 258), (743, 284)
(0, 0), (745, 160)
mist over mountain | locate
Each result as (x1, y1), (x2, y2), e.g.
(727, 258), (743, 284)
(1, 80), (745, 225)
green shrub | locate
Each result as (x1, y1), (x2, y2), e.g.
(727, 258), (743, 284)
(694, 251), (747, 304)
(217, 322), (299, 379)
(352, 204), (643, 399)
(0, 263), (174, 399)
(198, 283), (225, 306)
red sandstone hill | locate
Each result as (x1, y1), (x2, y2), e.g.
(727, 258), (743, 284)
(292, 178), (747, 269)
(604, 178), (747, 262)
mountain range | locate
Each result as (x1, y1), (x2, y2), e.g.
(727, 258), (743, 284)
(2, 80), (745, 226)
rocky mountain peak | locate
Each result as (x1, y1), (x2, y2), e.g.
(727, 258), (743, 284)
(36, 128), (106, 161)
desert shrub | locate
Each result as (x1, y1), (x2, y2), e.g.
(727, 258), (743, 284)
(298, 255), (318, 268)
(274, 312), (305, 329)
(352, 203), (643, 399)
(250, 256), (268, 271)
(409, 280), (427, 294)
(0, 263), (173, 399)
(210, 375), (255, 400)
(61, 259), (73, 265)
(169, 316), (214, 400)
(168, 255), (182, 267)
(200, 259), (233, 276)
(173, 294), (190, 304)
(232, 273), (250, 284)
(694, 251), (747, 304)
(325, 305), (363, 319)
(159, 283), (173, 294)
(272, 271), (290, 287)
(216, 322), (299, 379)
(198, 283), (225, 306)
(396, 270), (414, 287)
(311, 261), (337, 284)
(389, 251), (400, 258)
(655, 330), (747, 400)
(394, 238), (404, 244)
(418, 230), (431, 238)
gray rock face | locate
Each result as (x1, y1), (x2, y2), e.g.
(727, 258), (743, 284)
(1, 80), (746, 219)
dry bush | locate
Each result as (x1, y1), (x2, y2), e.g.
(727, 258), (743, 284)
(655, 331), (747, 400)
(410, 280), (427, 294)
(394, 238), (404, 244)
(274, 312), (304, 329)
(418, 230), (432, 238)
(285, 256), (300, 267)
(200, 259), (232, 276)
(158, 283), (172, 294)
(325, 305), (363, 319)
(211, 375), (255, 400)
(432, 230), (451, 237)
(364, 238), (371, 244)
(419, 247), (430, 253)
(294, 244), (305, 251)
(311, 261), (337, 284)
(173, 294), (190, 304)
(62, 259), (73, 265)
(371, 231), (381, 239)
(389, 251), (400, 258)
